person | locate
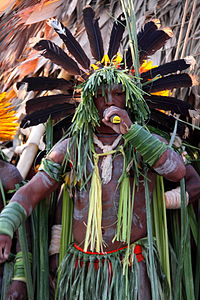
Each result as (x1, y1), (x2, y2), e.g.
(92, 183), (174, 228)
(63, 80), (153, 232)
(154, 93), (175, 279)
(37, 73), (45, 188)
(0, 78), (187, 298)
(0, 6), (199, 299)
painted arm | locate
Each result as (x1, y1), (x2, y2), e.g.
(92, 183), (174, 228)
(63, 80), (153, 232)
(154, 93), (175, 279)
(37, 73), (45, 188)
(0, 139), (69, 263)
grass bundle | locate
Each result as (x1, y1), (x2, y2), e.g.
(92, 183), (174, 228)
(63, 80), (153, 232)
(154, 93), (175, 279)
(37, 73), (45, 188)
(84, 153), (103, 252)
(0, 179), (6, 207)
(59, 185), (73, 263)
(120, 0), (140, 81)
(152, 176), (171, 294)
(1, 260), (14, 300)
(56, 184), (73, 298)
(34, 199), (49, 300)
(18, 224), (34, 300)
(194, 200), (200, 299)
(172, 179), (195, 300)
(115, 175), (131, 242)
(144, 167), (159, 300)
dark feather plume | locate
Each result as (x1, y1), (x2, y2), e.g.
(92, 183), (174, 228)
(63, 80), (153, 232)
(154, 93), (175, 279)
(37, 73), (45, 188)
(145, 95), (193, 116)
(149, 109), (186, 136)
(141, 58), (193, 81)
(83, 6), (104, 61)
(143, 73), (196, 93)
(33, 40), (81, 75)
(49, 19), (90, 69)
(125, 19), (160, 68)
(21, 103), (76, 128)
(107, 13), (126, 60)
(137, 19), (161, 43)
(17, 77), (74, 92)
(139, 28), (173, 63)
(26, 94), (80, 114)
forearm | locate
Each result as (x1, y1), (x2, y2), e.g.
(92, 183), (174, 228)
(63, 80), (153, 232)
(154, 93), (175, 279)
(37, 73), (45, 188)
(153, 149), (186, 182)
(123, 124), (186, 181)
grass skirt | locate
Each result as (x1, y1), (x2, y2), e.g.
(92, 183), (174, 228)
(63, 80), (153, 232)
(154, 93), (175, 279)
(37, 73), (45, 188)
(57, 241), (167, 300)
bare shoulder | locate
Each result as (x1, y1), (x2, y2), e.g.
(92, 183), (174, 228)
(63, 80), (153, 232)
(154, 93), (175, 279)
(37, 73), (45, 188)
(47, 138), (70, 164)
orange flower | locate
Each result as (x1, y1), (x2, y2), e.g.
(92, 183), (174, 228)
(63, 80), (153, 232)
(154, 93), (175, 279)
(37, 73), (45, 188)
(0, 92), (19, 141)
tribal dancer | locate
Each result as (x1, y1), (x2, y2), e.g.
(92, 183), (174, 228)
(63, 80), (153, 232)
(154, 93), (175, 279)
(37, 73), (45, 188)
(0, 5), (199, 299)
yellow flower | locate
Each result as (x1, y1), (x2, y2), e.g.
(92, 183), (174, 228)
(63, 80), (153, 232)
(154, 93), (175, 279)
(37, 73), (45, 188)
(0, 92), (19, 141)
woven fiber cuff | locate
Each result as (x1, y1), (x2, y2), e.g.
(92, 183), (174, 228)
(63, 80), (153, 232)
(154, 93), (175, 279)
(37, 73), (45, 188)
(0, 202), (27, 238)
(39, 158), (63, 182)
(49, 224), (62, 255)
(13, 251), (32, 283)
(124, 124), (168, 167)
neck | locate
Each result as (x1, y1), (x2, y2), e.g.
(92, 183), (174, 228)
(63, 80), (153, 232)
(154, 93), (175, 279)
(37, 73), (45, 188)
(95, 132), (120, 137)
(95, 123), (118, 136)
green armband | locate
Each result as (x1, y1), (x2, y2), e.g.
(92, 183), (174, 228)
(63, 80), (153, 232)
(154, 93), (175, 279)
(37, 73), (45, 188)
(13, 251), (32, 283)
(0, 202), (27, 238)
(38, 158), (63, 182)
(124, 124), (168, 166)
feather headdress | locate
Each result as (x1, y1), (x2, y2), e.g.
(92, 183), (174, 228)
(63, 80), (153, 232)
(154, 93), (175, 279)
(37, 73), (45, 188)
(18, 5), (198, 137)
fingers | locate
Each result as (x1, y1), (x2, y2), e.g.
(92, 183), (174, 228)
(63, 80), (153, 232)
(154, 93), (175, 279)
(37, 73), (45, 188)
(0, 235), (12, 263)
(103, 106), (125, 121)
(102, 106), (132, 134)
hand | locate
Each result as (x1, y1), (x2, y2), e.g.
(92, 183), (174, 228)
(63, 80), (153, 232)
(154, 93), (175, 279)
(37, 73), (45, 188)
(6, 280), (27, 300)
(0, 235), (12, 264)
(102, 106), (132, 134)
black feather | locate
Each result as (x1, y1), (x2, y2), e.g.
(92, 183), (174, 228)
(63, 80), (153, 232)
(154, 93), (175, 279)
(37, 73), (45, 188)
(50, 20), (90, 69)
(149, 109), (186, 136)
(17, 77), (74, 92)
(143, 73), (193, 93)
(33, 40), (81, 75)
(141, 59), (191, 81)
(26, 94), (79, 114)
(137, 19), (160, 42)
(145, 95), (193, 116)
(139, 29), (172, 63)
(107, 13), (126, 60)
(21, 103), (76, 128)
(83, 6), (104, 61)
(125, 20), (160, 68)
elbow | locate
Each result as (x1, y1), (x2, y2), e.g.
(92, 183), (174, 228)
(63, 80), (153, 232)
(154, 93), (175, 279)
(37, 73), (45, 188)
(169, 163), (186, 182)
(153, 149), (186, 182)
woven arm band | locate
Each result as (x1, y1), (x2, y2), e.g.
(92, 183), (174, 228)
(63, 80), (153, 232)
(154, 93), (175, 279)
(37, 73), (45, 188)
(13, 251), (32, 283)
(165, 187), (189, 209)
(39, 158), (63, 182)
(49, 224), (62, 255)
(123, 124), (168, 167)
(0, 202), (27, 238)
